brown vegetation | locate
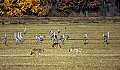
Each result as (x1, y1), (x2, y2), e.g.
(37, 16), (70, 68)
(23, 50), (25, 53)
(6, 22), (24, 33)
(0, 0), (119, 17)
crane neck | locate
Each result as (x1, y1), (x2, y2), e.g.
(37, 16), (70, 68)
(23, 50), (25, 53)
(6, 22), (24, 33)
(20, 32), (22, 37)
(63, 34), (64, 38)
(85, 34), (87, 37)
(54, 32), (55, 37)
(5, 33), (6, 37)
(14, 33), (17, 38)
(108, 32), (110, 38)
(18, 32), (19, 37)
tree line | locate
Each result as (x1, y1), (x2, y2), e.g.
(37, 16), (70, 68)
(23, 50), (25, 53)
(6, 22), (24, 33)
(0, 0), (119, 17)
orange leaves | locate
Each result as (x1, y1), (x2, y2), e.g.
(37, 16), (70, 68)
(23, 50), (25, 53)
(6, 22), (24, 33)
(32, 0), (41, 5)
(30, 0), (43, 14)
(0, 8), (4, 16)
(13, 8), (23, 16)
(38, 6), (50, 16)
(31, 6), (39, 13)
(6, 10), (13, 16)
(0, 0), (52, 16)
(65, 0), (70, 3)
(6, 8), (23, 16)
(17, 1), (32, 10)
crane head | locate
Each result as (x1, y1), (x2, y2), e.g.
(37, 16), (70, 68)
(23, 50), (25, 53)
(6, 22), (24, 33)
(63, 34), (64, 38)
(85, 34), (87, 37)
(14, 33), (16, 35)
(108, 32), (110, 38)
(5, 33), (6, 37)
(54, 32), (55, 36)
(103, 34), (104, 37)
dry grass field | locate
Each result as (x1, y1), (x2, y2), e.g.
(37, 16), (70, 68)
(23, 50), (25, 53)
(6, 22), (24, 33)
(0, 22), (120, 70)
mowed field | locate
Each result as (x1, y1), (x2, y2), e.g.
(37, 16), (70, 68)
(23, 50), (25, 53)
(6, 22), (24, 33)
(0, 22), (120, 70)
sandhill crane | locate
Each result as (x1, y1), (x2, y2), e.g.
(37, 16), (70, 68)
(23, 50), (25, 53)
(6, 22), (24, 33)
(58, 29), (60, 34)
(4, 33), (7, 45)
(66, 35), (70, 40)
(51, 32), (58, 44)
(36, 34), (45, 44)
(18, 32), (24, 42)
(20, 32), (24, 42)
(38, 36), (44, 41)
(36, 34), (39, 44)
(83, 34), (87, 44)
(18, 32), (21, 41)
(14, 33), (19, 45)
(103, 32), (110, 44)
(60, 34), (65, 44)
(24, 27), (26, 34)
(49, 30), (53, 35)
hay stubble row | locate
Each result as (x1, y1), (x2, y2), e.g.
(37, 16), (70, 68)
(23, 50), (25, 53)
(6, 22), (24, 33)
(0, 23), (120, 70)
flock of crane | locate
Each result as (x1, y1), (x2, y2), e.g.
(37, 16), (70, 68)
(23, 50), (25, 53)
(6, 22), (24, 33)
(13, 27), (26, 45)
(2, 26), (110, 47)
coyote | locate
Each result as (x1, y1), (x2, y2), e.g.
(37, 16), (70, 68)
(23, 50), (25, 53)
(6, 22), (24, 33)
(30, 48), (44, 55)
(52, 43), (61, 48)
(69, 47), (82, 53)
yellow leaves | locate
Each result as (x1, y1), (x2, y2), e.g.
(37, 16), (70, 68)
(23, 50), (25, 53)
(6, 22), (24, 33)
(26, 3), (32, 8)
(1, 11), (4, 14)
(38, 12), (42, 16)
(21, 6), (26, 12)
(32, 0), (41, 5)
(65, 0), (71, 3)
(0, 9), (4, 15)
(4, 0), (15, 6)
(39, 7), (43, 10)
(31, 6), (38, 13)
(63, 6), (69, 9)
(7, 10), (13, 16)
(17, 1), (32, 9)
(17, 2), (24, 7)
(38, 11), (46, 16)
(6, 8), (23, 16)
(4, 0), (9, 3)
(38, 6), (51, 16)
(1, 0), (50, 16)
(0, 0), (3, 3)
(59, 5), (69, 10)
(31, 5), (43, 13)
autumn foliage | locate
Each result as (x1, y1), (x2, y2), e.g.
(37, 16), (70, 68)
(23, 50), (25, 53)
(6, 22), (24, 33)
(0, 0), (51, 16)
(0, 0), (119, 17)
